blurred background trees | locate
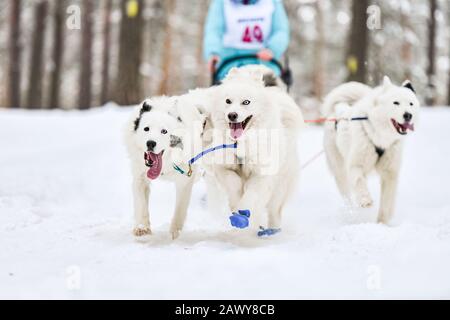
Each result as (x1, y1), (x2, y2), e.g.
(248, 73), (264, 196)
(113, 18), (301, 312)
(1, 0), (450, 110)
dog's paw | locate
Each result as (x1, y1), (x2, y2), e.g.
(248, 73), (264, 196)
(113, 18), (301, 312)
(171, 230), (181, 240)
(377, 216), (395, 226)
(133, 226), (152, 237)
(170, 225), (182, 240)
(357, 195), (373, 208)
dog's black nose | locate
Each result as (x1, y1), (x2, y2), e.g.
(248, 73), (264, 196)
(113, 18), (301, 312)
(403, 112), (413, 122)
(228, 112), (238, 122)
(146, 140), (157, 151)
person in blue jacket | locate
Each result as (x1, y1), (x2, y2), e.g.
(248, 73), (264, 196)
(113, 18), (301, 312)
(204, 0), (290, 82)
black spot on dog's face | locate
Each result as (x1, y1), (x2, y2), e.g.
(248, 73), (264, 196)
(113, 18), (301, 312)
(177, 116), (183, 123)
(134, 101), (152, 131)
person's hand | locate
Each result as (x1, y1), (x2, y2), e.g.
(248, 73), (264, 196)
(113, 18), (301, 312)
(257, 49), (274, 61)
(208, 55), (220, 72)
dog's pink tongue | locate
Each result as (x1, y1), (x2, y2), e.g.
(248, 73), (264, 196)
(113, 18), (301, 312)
(146, 152), (163, 180)
(230, 123), (244, 139)
(405, 122), (415, 131)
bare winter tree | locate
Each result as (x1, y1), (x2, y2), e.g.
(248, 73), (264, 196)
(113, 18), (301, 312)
(7, 0), (22, 108)
(48, 0), (66, 109)
(2, 0), (450, 110)
(115, 0), (145, 105)
(100, 0), (113, 105)
(346, 0), (369, 83)
(79, 0), (94, 110)
(426, 0), (437, 106)
(26, 0), (48, 109)
(145, 0), (165, 94)
(447, 1), (450, 105)
(312, 1), (325, 100)
(196, 0), (209, 88)
(400, 0), (413, 81)
(158, 0), (175, 95)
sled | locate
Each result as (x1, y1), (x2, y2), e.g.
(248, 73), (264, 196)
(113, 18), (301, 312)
(211, 54), (293, 92)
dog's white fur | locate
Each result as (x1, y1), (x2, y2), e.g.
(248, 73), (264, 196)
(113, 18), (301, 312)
(124, 93), (208, 239)
(323, 76), (420, 224)
(207, 66), (304, 230)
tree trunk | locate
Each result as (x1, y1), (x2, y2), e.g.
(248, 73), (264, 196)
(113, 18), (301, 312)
(26, 0), (48, 109)
(115, 0), (145, 105)
(312, 0), (325, 100)
(158, 0), (175, 96)
(100, 0), (113, 105)
(400, 1), (412, 81)
(196, 0), (209, 88)
(146, 0), (165, 94)
(7, 0), (22, 108)
(426, 0), (437, 106)
(447, 1), (450, 105)
(48, 0), (65, 109)
(346, 0), (369, 83)
(78, 0), (94, 110)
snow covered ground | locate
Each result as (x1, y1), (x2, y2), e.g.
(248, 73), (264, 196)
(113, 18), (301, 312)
(0, 105), (449, 299)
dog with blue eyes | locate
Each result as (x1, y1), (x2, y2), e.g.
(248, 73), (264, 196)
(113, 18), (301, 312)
(206, 67), (304, 234)
(124, 95), (207, 239)
(322, 76), (420, 224)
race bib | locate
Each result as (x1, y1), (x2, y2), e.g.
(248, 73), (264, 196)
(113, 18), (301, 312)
(223, 0), (274, 50)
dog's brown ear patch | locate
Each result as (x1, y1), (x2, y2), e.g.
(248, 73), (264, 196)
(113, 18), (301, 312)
(263, 73), (278, 87)
(170, 135), (183, 149)
(134, 101), (152, 131)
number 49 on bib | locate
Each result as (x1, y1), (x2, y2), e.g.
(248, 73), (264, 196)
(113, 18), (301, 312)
(242, 25), (264, 43)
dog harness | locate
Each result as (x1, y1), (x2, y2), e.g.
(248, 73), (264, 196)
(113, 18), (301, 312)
(172, 142), (238, 177)
(375, 146), (385, 158)
(360, 119), (386, 161)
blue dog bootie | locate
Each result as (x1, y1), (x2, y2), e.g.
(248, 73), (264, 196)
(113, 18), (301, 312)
(257, 227), (282, 237)
(229, 210), (251, 229)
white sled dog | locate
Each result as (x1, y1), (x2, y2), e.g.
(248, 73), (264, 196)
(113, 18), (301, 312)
(207, 66), (304, 232)
(124, 93), (209, 239)
(323, 76), (420, 224)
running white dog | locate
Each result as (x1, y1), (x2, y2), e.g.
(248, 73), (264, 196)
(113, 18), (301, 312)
(124, 94), (208, 239)
(207, 66), (304, 233)
(323, 76), (420, 224)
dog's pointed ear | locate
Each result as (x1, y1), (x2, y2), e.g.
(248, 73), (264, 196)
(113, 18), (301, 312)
(263, 73), (278, 87)
(141, 100), (152, 113)
(134, 100), (152, 131)
(380, 76), (393, 93)
(227, 67), (240, 78)
(170, 98), (179, 113)
(167, 99), (180, 121)
(250, 70), (265, 83)
(402, 80), (416, 93)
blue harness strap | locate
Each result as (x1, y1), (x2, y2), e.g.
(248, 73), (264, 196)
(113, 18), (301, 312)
(173, 142), (238, 177)
(188, 142), (238, 165)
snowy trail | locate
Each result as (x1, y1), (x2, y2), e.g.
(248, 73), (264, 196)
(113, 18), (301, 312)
(0, 106), (449, 299)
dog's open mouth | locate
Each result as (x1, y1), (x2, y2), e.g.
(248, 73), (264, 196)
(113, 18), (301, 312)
(229, 115), (253, 140)
(144, 150), (164, 180)
(391, 119), (414, 135)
